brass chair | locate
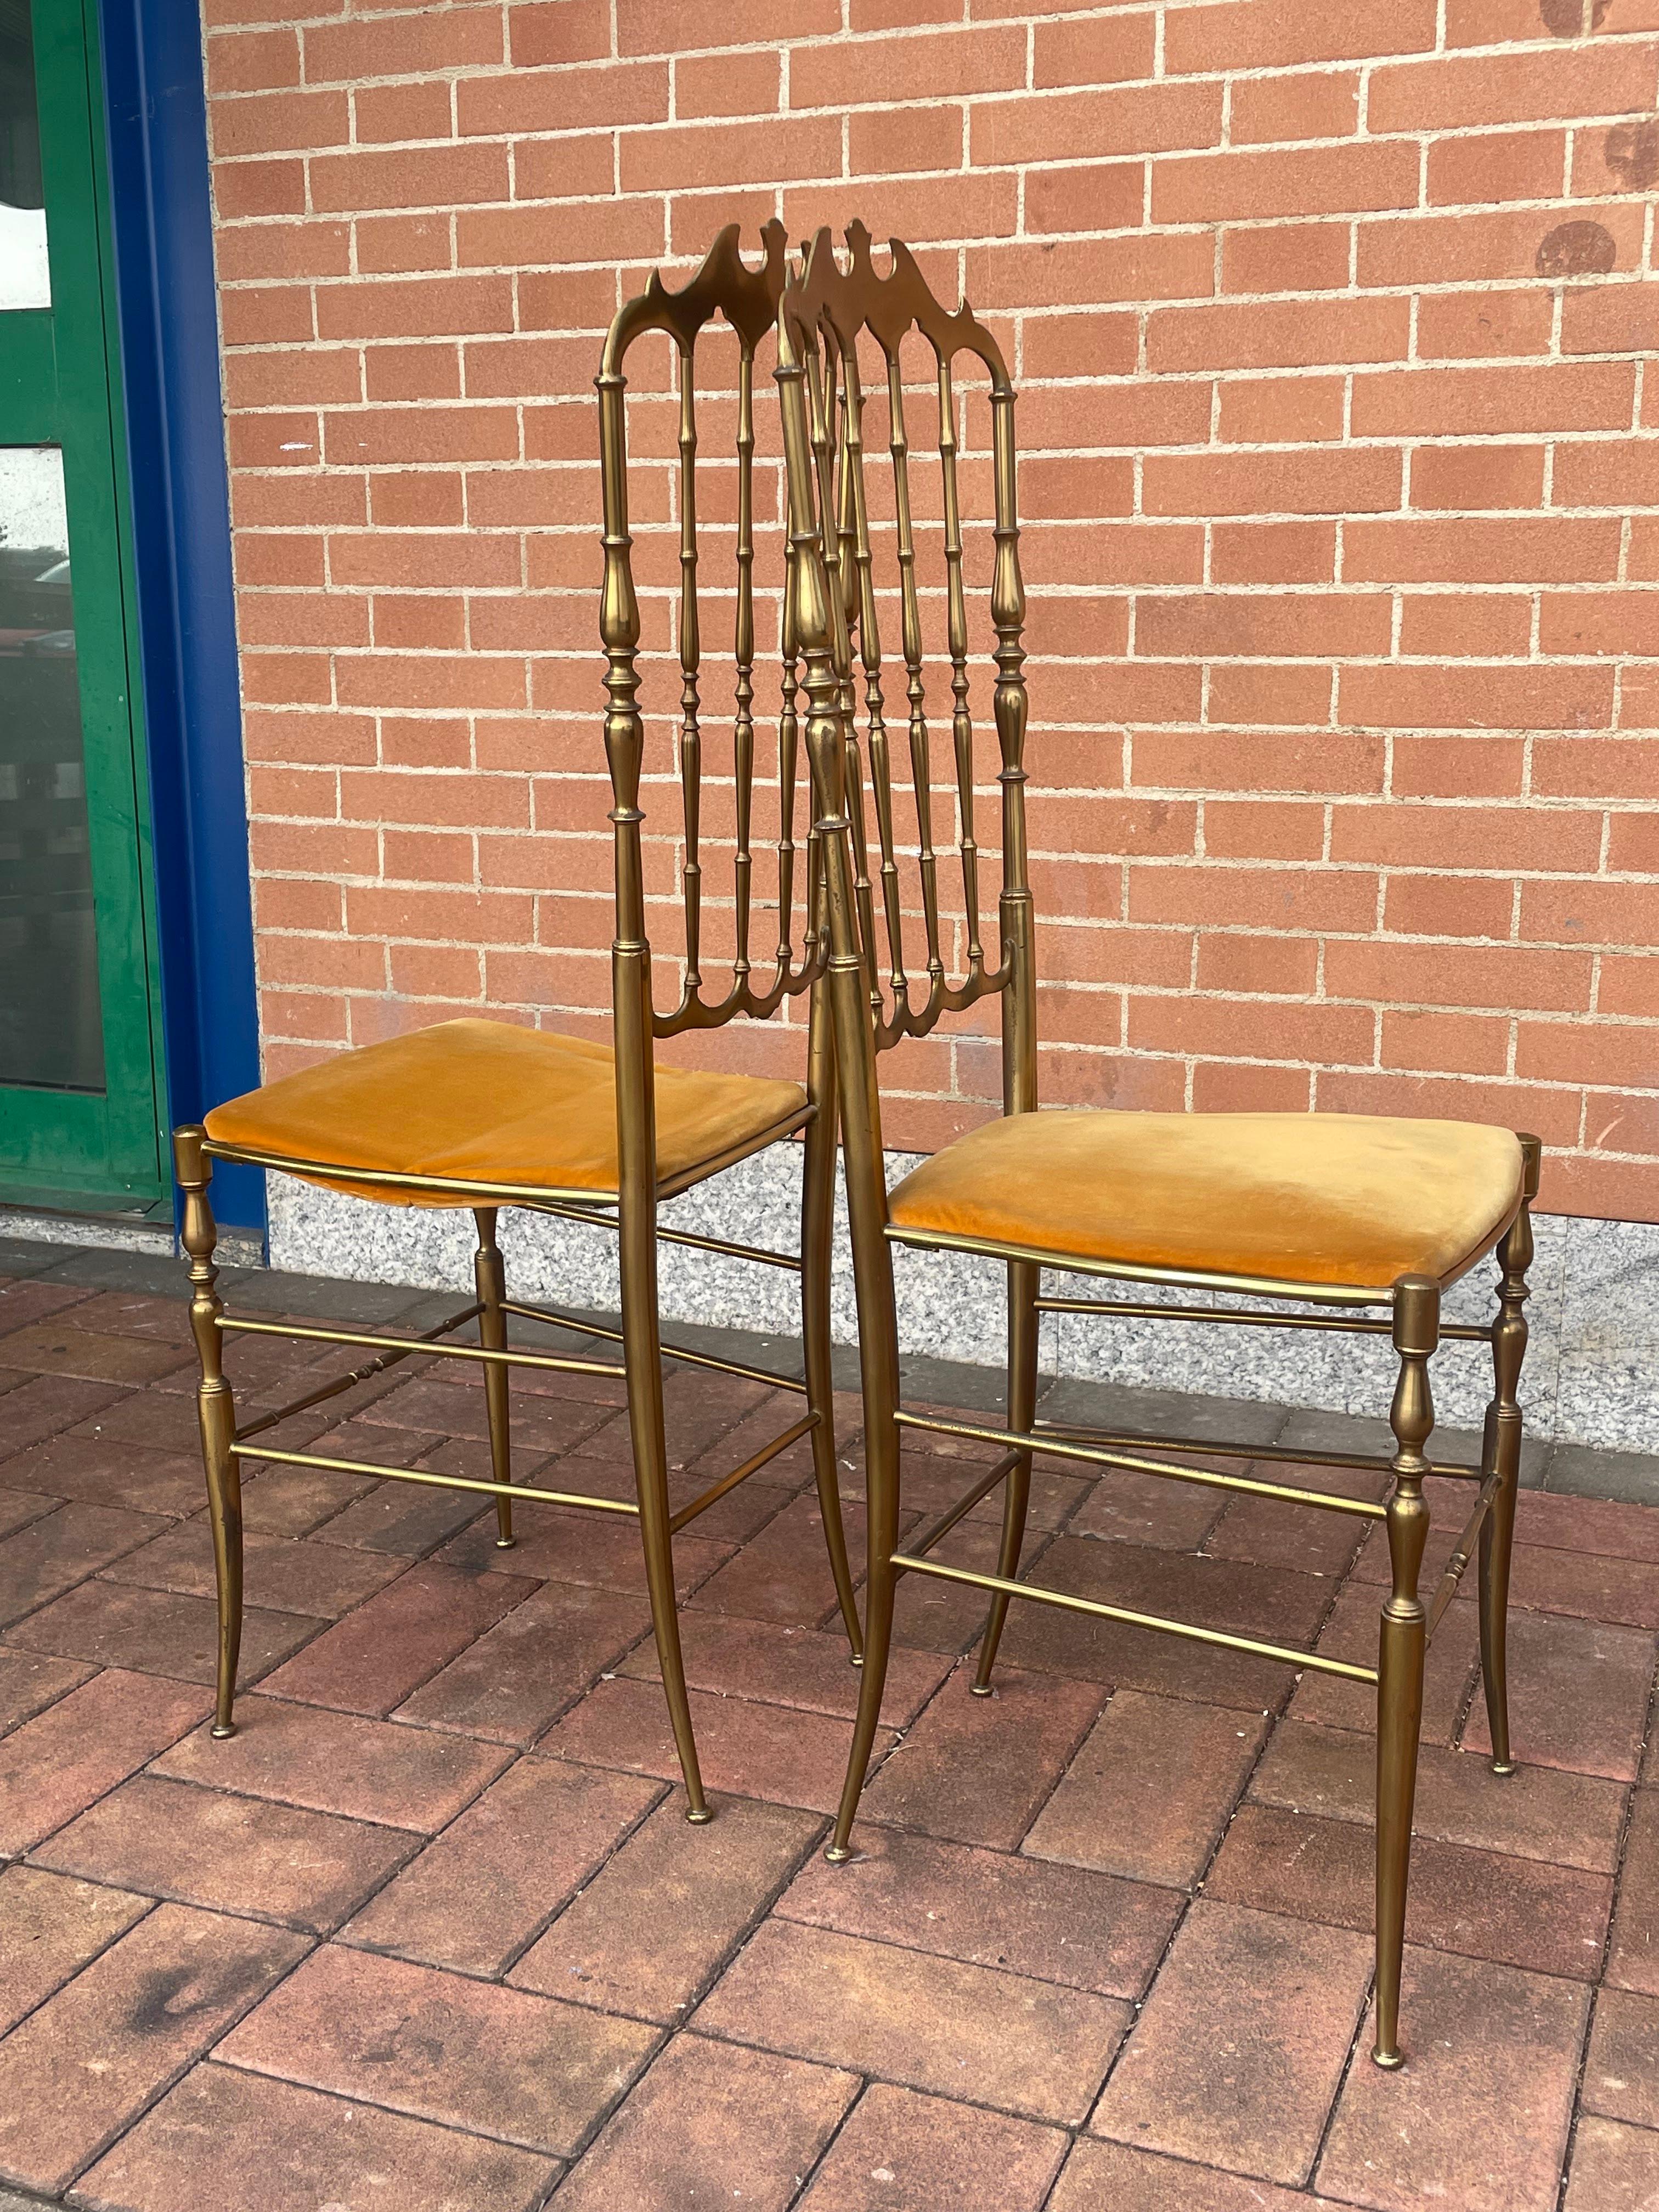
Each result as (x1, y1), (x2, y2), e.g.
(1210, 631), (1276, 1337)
(174, 223), (861, 1822)
(776, 224), (1538, 2067)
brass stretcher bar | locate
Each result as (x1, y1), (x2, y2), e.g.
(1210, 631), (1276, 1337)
(234, 1442), (641, 1517)
(1425, 1469), (1506, 1641)
(888, 1553), (1381, 1684)
(229, 1300), (483, 1444)
(895, 1409), (1388, 1520)
(521, 1195), (805, 1273)
(902, 1447), (1023, 1561)
(501, 1298), (809, 1397)
(668, 1412), (821, 1533)
(222, 1312), (630, 1384)
(1030, 1417), (1483, 1484)
(1035, 1295), (1494, 1344)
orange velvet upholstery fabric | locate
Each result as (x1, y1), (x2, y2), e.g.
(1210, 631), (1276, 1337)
(886, 1111), (1525, 1292)
(204, 1020), (808, 1205)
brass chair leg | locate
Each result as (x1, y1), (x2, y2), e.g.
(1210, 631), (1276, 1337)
(973, 1257), (1039, 1695)
(1373, 1273), (1438, 2070)
(801, 1090), (864, 1662)
(826, 1384), (900, 1863)
(174, 1127), (243, 1740)
(473, 1207), (515, 1549)
(1479, 1136), (1538, 1777)
(619, 1190), (710, 1824)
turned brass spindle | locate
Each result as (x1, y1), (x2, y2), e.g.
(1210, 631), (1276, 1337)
(888, 354), (946, 1002)
(989, 381), (1034, 1118)
(938, 350), (983, 974)
(777, 555), (801, 974)
(842, 337), (907, 1009)
(677, 342), (703, 991)
(733, 341), (756, 983)
(807, 331), (878, 1009)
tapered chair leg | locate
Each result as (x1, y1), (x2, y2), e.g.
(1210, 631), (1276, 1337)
(801, 1097), (863, 1662)
(826, 1387), (900, 1862)
(618, 1194), (709, 1824)
(973, 1258), (1040, 1695)
(1373, 1274), (1438, 2070)
(473, 1207), (515, 1549)
(174, 1128), (244, 1740)
(1479, 1136), (1538, 1777)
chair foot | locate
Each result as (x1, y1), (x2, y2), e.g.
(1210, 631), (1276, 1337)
(1372, 2044), (1406, 2072)
(1491, 1757), (1517, 1777)
(968, 1682), (995, 1699)
(211, 1722), (236, 1741)
(494, 1533), (518, 1550)
(850, 1653), (864, 1669)
(824, 1842), (853, 1865)
(685, 1804), (714, 1826)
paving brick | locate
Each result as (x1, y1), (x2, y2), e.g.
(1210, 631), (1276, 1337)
(1207, 1801), (1613, 1980)
(1583, 1987), (1659, 2129)
(1562, 2115), (1659, 2212)
(510, 1794), (817, 2022)
(0, 1434), (205, 1519)
(34, 1774), (417, 1934)
(238, 1459), (380, 1537)
(1050, 2138), (1352, 2211)
(0, 1375), (124, 1455)
(0, 1486), (56, 1542)
(688, 1491), (879, 1632)
(103, 1522), (405, 1617)
(394, 1578), (650, 1743)
(6, 1579), (318, 1688)
(0, 1904), (309, 2194)
(0, 1865), (150, 2036)
(342, 1756), (660, 1976)
(542, 1672), (897, 1815)
(1024, 1689), (1267, 1887)
(220, 1942), (657, 2155)
(699, 1918), (1129, 2124)
(0, 1645), (91, 1732)
(1607, 1788), (1659, 1995)
(1092, 1900), (1374, 2185)
(998, 1536), (1327, 1711)
(0, 1669), (210, 1856)
(78, 2062), (557, 2212)
(0, 1319), (193, 1386)
(1317, 1948), (1588, 2212)
(778, 1825), (1180, 1999)
(153, 1696), (511, 1829)
(618, 1610), (947, 1728)
(1460, 1611), (1656, 1780)
(1288, 1578), (1481, 1744)
(1251, 1719), (1630, 1872)
(438, 1502), (733, 1599)
(256, 1560), (536, 1715)
(797, 2083), (1068, 2211)
(551, 2034), (857, 2212)
(0, 1502), (169, 1629)
(859, 1663), (1106, 1850)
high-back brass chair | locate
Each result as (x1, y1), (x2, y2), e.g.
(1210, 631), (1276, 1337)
(777, 224), (1539, 2068)
(174, 224), (861, 1824)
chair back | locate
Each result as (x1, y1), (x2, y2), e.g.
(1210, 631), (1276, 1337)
(597, 225), (834, 1110)
(777, 225), (1035, 1142)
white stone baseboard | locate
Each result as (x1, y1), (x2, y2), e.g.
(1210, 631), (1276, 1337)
(263, 1144), (1658, 1458)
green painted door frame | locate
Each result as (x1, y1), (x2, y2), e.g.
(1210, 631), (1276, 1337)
(1, 0), (167, 1215)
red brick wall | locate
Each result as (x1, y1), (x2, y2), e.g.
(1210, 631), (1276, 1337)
(205, 0), (1659, 1220)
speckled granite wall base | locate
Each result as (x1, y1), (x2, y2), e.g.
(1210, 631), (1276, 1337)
(265, 1145), (1659, 1457)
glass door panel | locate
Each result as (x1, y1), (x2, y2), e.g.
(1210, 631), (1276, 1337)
(0, 443), (103, 1089)
(0, 2), (49, 311)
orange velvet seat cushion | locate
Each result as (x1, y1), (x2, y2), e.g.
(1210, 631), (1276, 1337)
(204, 1019), (808, 1205)
(886, 1111), (1525, 1292)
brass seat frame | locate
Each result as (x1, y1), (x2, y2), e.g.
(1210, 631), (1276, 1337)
(776, 225), (1538, 2069)
(173, 224), (863, 1822)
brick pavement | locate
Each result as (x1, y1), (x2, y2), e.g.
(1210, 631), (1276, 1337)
(0, 1237), (1656, 2211)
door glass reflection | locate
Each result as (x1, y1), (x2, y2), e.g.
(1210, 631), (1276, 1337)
(0, 1), (48, 313)
(0, 445), (104, 1092)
